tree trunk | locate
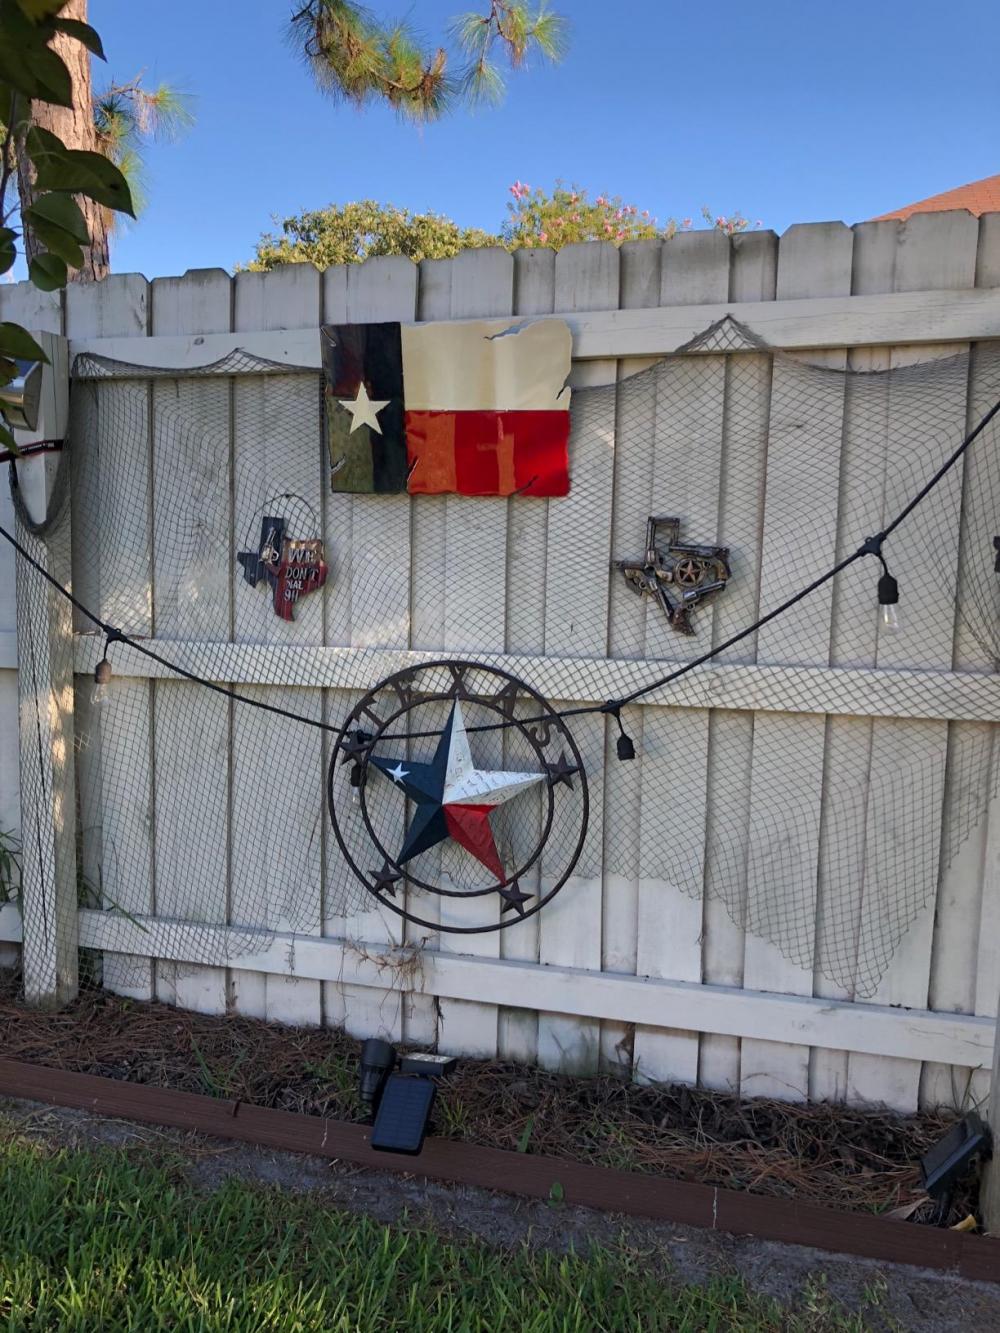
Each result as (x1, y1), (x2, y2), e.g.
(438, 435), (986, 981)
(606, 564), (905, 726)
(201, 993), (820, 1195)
(16, 0), (109, 283)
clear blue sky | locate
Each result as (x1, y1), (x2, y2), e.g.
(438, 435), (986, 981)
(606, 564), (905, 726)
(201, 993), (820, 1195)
(91, 0), (1000, 280)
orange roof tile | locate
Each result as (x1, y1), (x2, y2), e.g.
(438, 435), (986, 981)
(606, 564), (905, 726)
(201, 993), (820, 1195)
(872, 173), (1000, 222)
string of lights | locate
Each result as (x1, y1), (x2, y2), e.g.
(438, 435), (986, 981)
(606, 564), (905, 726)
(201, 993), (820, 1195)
(3, 386), (999, 754)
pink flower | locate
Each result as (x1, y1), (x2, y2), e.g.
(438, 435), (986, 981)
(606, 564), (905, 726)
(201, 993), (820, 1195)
(603, 220), (613, 233)
(616, 229), (625, 240)
(539, 231), (548, 243)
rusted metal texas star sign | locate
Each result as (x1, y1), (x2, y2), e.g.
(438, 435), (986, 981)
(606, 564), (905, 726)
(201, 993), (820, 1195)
(327, 661), (588, 932)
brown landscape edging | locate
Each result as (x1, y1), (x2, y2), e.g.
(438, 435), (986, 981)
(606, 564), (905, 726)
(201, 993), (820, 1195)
(0, 1057), (997, 1282)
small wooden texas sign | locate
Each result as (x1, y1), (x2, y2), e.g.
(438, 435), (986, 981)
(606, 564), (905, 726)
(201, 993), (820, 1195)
(237, 516), (328, 622)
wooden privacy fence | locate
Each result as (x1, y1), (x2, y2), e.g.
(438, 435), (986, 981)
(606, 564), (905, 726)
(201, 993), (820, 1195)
(3, 213), (1000, 1114)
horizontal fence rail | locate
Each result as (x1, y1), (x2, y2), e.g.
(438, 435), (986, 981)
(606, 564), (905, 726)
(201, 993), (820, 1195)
(67, 284), (1000, 369)
(0, 904), (990, 1071)
(75, 636), (1000, 726)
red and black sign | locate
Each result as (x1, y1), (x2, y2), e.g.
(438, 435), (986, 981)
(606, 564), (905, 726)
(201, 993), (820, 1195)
(238, 516), (328, 622)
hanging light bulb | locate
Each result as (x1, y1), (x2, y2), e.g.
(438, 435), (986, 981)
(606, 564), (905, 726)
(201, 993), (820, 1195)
(93, 649), (113, 705)
(93, 630), (119, 705)
(860, 534), (901, 636)
(877, 569), (900, 633)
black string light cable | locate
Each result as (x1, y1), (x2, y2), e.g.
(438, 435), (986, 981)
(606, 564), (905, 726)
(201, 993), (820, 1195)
(3, 390), (999, 752)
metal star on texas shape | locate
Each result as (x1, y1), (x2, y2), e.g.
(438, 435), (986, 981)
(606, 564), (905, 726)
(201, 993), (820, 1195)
(369, 699), (543, 880)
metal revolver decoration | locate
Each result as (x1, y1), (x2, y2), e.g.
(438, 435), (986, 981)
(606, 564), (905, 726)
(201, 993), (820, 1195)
(617, 516), (731, 636)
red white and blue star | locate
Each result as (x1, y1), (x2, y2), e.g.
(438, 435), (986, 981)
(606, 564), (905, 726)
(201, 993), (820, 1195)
(369, 700), (543, 881)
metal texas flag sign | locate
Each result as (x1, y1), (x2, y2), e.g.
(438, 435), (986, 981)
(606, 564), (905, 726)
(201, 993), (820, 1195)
(323, 318), (572, 496)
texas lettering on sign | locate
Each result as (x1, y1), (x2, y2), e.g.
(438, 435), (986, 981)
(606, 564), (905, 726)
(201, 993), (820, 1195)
(323, 318), (572, 497)
(237, 516), (328, 622)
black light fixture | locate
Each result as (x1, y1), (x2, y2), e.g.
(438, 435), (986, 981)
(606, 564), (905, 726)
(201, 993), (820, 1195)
(357, 1039), (457, 1156)
(603, 703), (635, 762)
(358, 1037), (398, 1109)
(919, 1112), (991, 1217)
(860, 534), (900, 634)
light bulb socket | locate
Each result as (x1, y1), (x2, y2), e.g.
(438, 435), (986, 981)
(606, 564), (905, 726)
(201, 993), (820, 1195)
(603, 703), (637, 762)
(616, 732), (636, 762)
(877, 572), (899, 606)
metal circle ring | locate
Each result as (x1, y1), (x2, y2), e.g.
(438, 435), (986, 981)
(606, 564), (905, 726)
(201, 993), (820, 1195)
(327, 660), (589, 934)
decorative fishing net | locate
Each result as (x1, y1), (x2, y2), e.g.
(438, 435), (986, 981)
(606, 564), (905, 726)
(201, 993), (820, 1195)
(6, 320), (1000, 1003)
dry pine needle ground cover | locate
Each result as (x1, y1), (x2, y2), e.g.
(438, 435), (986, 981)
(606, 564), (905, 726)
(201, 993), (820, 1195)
(0, 975), (975, 1225)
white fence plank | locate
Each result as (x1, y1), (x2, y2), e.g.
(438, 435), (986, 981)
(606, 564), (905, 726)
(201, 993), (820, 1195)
(849, 211), (980, 1112)
(436, 247), (515, 1061)
(633, 232), (730, 1087)
(231, 264), (324, 1028)
(151, 269), (232, 1016)
(323, 255), (417, 1045)
(498, 246), (557, 1066)
(537, 241), (619, 1075)
(600, 239), (661, 1078)
(740, 224), (852, 1103)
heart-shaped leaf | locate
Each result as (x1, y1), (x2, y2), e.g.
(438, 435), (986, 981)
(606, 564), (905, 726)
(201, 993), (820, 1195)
(24, 192), (87, 243)
(28, 250), (68, 291)
(28, 217), (83, 269)
(0, 8), (72, 106)
(50, 16), (105, 58)
(32, 143), (135, 216)
(0, 323), (49, 363)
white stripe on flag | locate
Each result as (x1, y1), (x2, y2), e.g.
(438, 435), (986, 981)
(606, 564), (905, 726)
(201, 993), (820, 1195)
(400, 318), (572, 413)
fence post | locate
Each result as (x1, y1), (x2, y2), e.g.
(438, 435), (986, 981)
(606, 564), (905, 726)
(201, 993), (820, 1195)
(982, 1006), (1000, 1234)
(14, 450), (77, 1009)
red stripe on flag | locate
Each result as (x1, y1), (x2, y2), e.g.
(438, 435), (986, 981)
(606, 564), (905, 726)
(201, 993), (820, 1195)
(405, 410), (570, 497)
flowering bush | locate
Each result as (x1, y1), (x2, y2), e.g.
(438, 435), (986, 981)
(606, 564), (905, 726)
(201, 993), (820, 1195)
(502, 182), (761, 251)
(243, 188), (764, 269)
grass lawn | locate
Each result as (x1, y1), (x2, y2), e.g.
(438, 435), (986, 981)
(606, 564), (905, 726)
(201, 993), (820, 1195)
(0, 1124), (889, 1332)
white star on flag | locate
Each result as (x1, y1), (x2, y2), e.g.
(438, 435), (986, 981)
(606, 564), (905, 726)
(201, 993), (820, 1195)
(339, 381), (390, 435)
(387, 762), (410, 784)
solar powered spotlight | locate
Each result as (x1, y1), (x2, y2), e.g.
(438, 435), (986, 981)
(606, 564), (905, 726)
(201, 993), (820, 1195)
(0, 333), (68, 449)
(358, 1038), (398, 1110)
(0, 358), (44, 433)
(370, 1052), (458, 1156)
(919, 1112), (991, 1213)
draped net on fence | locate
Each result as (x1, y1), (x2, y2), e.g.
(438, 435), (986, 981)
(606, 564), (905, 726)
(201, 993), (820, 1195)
(8, 321), (1000, 1001)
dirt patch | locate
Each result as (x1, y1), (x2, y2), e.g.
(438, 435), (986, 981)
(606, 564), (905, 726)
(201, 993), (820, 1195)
(0, 975), (978, 1225)
(2, 1094), (999, 1333)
